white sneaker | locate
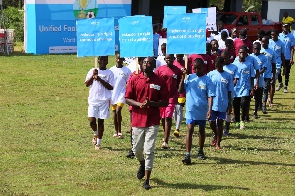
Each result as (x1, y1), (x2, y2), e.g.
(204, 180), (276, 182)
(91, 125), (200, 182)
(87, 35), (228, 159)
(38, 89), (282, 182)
(284, 87), (288, 93)
(276, 83), (283, 91)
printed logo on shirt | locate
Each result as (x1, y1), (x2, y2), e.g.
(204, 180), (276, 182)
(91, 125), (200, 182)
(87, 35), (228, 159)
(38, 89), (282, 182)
(264, 53), (272, 58)
(284, 38), (291, 43)
(242, 70), (250, 74)
(101, 75), (107, 79)
(204, 61), (207, 64)
(172, 74), (178, 79)
(274, 45), (281, 50)
(258, 61), (262, 65)
(230, 56), (234, 59)
(150, 84), (161, 90)
(199, 85), (206, 90)
(227, 71), (234, 75)
(221, 78), (228, 84)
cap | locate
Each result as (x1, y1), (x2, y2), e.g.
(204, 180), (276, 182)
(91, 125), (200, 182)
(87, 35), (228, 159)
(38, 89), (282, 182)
(282, 23), (289, 27)
(239, 28), (247, 39)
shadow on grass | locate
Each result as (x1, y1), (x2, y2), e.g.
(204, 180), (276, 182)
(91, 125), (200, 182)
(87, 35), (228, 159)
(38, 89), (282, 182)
(225, 133), (284, 140)
(152, 178), (250, 191)
(204, 157), (295, 167)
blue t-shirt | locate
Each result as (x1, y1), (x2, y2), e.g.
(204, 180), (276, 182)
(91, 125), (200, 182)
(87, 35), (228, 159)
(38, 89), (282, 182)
(184, 74), (215, 120)
(207, 70), (233, 112)
(261, 47), (276, 79)
(279, 32), (295, 60)
(153, 33), (161, 56)
(269, 39), (285, 68)
(224, 63), (238, 98)
(233, 59), (255, 97)
(250, 54), (267, 88)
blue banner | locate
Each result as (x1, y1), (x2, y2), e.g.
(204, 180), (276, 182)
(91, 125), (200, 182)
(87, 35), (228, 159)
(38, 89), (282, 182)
(119, 16), (153, 57)
(76, 18), (115, 57)
(163, 6), (186, 28)
(167, 13), (206, 54)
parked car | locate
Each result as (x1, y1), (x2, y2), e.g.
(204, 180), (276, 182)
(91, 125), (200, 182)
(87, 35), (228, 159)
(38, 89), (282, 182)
(217, 12), (282, 42)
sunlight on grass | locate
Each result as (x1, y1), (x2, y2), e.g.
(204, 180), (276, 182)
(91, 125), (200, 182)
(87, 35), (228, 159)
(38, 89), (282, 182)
(0, 48), (295, 196)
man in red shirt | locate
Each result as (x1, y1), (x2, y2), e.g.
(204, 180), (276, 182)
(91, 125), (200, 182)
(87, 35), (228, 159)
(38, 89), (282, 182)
(125, 57), (168, 190)
(155, 54), (183, 149)
(234, 28), (253, 56)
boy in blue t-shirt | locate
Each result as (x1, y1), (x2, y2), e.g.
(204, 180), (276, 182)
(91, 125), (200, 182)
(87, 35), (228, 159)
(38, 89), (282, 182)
(250, 42), (267, 118)
(179, 58), (215, 164)
(221, 51), (238, 136)
(207, 57), (233, 150)
(233, 46), (256, 129)
(269, 29), (285, 106)
(261, 36), (276, 113)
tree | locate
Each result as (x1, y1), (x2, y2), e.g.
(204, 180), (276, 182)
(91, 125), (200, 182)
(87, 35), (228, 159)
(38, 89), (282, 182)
(1, 0), (24, 9)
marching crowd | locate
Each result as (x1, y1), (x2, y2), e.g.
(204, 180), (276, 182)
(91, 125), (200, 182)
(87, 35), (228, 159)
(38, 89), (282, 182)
(84, 22), (294, 190)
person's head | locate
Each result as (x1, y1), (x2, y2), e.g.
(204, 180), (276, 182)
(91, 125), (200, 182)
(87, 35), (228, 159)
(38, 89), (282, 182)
(221, 31), (228, 41)
(217, 21), (224, 31)
(153, 24), (159, 33)
(253, 42), (261, 55)
(238, 46), (247, 61)
(221, 50), (230, 65)
(138, 57), (145, 70)
(176, 54), (184, 62)
(98, 56), (108, 70)
(142, 57), (156, 74)
(215, 56), (224, 71)
(193, 58), (204, 75)
(257, 30), (265, 40)
(261, 36), (269, 49)
(206, 43), (212, 55)
(164, 54), (174, 66)
(239, 28), (248, 40)
(115, 52), (125, 67)
(225, 39), (234, 50)
(271, 29), (279, 41)
(161, 43), (167, 56)
(282, 23), (289, 33)
(284, 12), (288, 18)
(210, 39), (219, 51)
(231, 27), (238, 38)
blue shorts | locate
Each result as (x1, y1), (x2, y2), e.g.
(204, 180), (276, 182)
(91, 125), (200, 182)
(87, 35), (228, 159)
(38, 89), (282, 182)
(186, 119), (206, 127)
(209, 111), (226, 121)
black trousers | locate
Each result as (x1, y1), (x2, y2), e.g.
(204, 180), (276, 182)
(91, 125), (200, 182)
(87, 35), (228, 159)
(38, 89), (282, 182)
(278, 60), (291, 86)
(254, 88), (263, 113)
(234, 96), (250, 122)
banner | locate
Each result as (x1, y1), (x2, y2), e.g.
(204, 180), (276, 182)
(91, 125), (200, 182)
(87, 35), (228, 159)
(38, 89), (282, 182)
(76, 18), (115, 57)
(119, 16), (153, 57)
(163, 6), (186, 28)
(192, 7), (217, 31)
(167, 13), (206, 54)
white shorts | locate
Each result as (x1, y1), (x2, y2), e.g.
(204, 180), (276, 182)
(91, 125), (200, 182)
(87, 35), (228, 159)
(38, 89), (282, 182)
(88, 101), (110, 119)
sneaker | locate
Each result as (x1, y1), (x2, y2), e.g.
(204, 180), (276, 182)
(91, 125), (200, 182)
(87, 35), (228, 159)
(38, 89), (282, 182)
(235, 122), (240, 129)
(118, 133), (123, 139)
(240, 121), (245, 129)
(137, 165), (145, 179)
(94, 144), (101, 150)
(253, 112), (258, 119)
(197, 151), (205, 160)
(284, 86), (288, 93)
(142, 180), (151, 190)
(182, 155), (191, 165)
(173, 130), (180, 137)
(126, 150), (135, 158)
(276, 83), (283, 91)
(262, 106), (267, 114)
(223, 128), (230, 136)
(161, 142), (168, 149)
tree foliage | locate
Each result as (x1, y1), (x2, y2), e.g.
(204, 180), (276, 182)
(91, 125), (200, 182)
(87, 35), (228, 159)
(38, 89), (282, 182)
(1, 0), (24, 9)
(2, 6), (24, 42)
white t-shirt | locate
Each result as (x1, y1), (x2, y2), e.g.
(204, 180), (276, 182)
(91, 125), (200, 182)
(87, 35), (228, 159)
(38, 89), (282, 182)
(128, 59), (161, 72)
(156, 55), (166, 66)
(85, 68), (114, 105)
(218, 39), (226, 50)
(109, 65), (132, 105)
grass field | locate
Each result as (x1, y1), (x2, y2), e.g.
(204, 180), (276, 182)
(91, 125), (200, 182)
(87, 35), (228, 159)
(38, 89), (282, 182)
(0, 45), (295, 196)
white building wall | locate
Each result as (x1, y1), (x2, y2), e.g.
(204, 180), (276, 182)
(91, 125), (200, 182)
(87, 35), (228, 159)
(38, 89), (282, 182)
(267, 0), (295, 22)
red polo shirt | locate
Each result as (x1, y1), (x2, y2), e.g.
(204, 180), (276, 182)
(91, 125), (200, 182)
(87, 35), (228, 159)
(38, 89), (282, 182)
(155, 65), (182, 104)
(221, 49), (236, 63)
(188, 54), (214, 74)
(125, 73), (168, 127)
(173, 59), (185, 98)
(234, 38), (253, 56)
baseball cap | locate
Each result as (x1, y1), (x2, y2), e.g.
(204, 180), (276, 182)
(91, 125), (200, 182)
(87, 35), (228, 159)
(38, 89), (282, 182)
(239, 28), (247, 39)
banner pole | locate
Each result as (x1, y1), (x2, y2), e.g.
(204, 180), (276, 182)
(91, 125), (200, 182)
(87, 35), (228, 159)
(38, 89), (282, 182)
(135, 57), (139, 74)
(95, 57), (98, 69)
(184, 54), (188, 78)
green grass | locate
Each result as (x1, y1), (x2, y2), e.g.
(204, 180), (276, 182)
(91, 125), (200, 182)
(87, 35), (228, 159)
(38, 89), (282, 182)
(0, 46), (295, 196)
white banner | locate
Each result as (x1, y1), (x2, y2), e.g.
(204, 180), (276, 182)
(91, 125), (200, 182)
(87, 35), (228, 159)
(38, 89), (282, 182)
(192, 7), (216, 31)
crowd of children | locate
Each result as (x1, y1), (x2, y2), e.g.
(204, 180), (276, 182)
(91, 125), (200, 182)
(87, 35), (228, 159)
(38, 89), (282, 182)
(84, 22), (294, 190)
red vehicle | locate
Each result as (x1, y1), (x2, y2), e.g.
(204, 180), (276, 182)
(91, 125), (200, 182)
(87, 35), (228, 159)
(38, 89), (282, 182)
(217, 12), (282, 42)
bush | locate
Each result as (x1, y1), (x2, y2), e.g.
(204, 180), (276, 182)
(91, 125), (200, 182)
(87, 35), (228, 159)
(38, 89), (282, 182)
(3, 6), (24, 42)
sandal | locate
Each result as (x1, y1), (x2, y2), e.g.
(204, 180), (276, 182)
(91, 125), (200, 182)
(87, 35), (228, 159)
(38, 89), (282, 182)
(92, 135), (98, 145)
(113, 133), (118, 137)
(118, 133), (123, 139)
